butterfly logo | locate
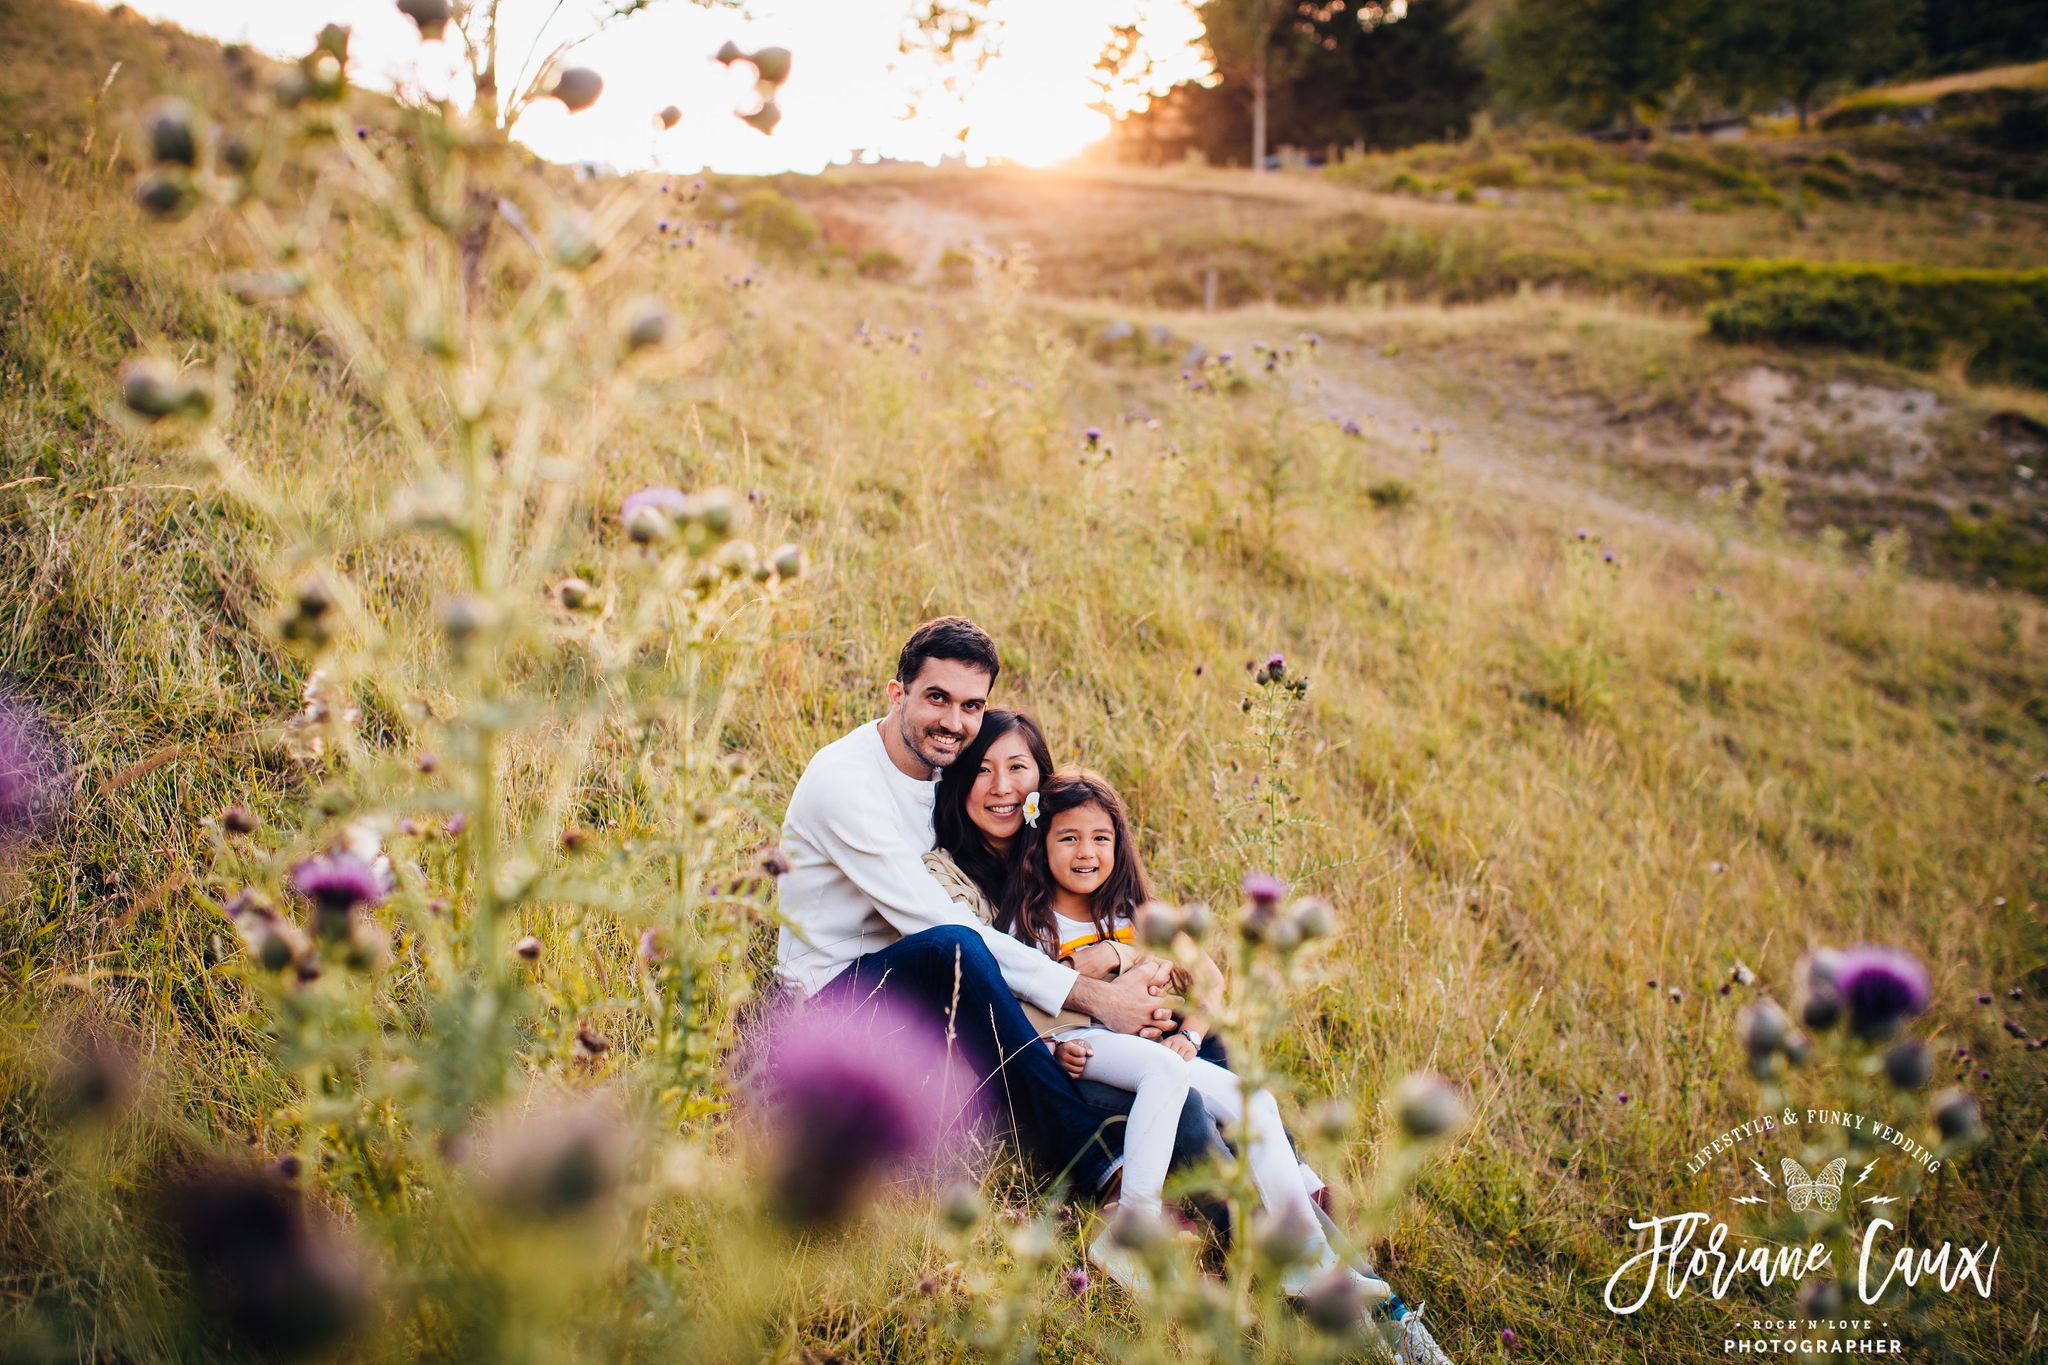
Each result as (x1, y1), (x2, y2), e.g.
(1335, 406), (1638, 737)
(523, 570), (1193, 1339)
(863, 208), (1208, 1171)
(1781, 1157), (1847, 1212)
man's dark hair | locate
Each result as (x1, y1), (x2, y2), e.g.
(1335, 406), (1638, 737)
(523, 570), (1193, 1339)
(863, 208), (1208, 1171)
(896, 616), (1000, 689)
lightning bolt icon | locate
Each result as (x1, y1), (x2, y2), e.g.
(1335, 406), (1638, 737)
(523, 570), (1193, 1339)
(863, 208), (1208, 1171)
(1862, 1195), (1899, 1206)
(1751, 1159), (1775, 1186)
(1856, 1161), (1879, 1187)
(1732, 1195), (1768, 1206)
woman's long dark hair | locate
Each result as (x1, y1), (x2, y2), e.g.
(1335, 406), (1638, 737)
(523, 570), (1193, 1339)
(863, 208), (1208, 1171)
(997, 768), (1151, 956)
(932, 708), (1053, 906)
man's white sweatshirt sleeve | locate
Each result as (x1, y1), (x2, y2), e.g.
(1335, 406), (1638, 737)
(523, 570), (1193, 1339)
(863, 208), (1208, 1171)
(806, 796), (1078, 1018)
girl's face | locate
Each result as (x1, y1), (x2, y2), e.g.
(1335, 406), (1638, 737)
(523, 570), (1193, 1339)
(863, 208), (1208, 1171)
(1045, 801), (1115, 901)
(966, 729), (1040, 849)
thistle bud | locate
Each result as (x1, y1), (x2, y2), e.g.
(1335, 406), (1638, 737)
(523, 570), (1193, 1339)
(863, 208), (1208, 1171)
(1179, 900), (1212, 940)
(657, 105), (681, 130)
(1302, 1266), (1371, 1333)
(119, 358), (209, 421)
(1254, 1203), (1316, 1265)
(1391, 1071), (1466, 1142)
(1265, 914), (1303, 953)
(1133, 900), (1182, 950)
(556, 577), (595, 611)
(1108, 1204), (1166, 1253)
(138, 96), (199, 167)
(759, 845), (792, 877)
(939, 1180), (983, 1231)
(273, 69), (311, 109)
(438, 594), (486, 647)
(314, 24), (351, 62)
(574, 1025), (610, 1059)
(1883, 1038), (1932, 1090)
(770, 543), (804, 580)
(221, 804), (259, 835)
(740, 100), (782, 135)
(217, 130), (259, 176)
(617, 296), (672, 351)
(1933, 1090), (1980, 1141)
(625, 504), (669, 545)
(1290, 896), (1336, 940)
(694, 486), (737, 537)
(1309, 1096), (1353, 1143)
(551, 67), (603, 113)
(1798, 1280), (1842, 1317)
(513, 935), (543, 963)
(750, 47), (793, 84)
(550, 212), (601, 271)
(1738, 1000), (1789, 1055)
(715, 40), (744, 64)
(133, 167), (198, 221)
(396, 0), (452, 41)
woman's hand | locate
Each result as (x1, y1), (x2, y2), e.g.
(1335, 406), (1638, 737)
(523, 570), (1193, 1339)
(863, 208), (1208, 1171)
(1068, 940), (1121, 980)
(1052, 1039), (1092, 1079)
(1163, 1033), (1198, 1061)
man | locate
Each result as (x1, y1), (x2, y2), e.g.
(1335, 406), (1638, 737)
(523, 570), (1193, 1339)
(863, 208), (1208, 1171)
(776, 616), (1210, 1200)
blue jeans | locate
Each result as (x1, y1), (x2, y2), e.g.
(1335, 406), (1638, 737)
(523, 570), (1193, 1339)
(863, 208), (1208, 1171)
(811, 925), (1124, 1194)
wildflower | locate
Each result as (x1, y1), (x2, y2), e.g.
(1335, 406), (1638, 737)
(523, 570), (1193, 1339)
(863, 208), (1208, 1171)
(1302, 1265), (1373, 1332)
(1501, 1328), (1518, 1350)
(715, 39), (744, 64)
(1575, 528), (1589, 540)
(222, 805), (259, 835)
(1976, 1067), (1989, 1080)
(1933, 1090), (1981, 1140)
(1667, 987), (1683, 1004)
(555, 577), (595, 611)
(1084, 426), (1102, 447)
(1729, 961), (1756, 986)
(2002, 1019), (2027, 1038)
(119, 357), (211, 422)
(1796, 948), (1845, 1030)
(1738, 1000), (1790, 1056)
(741, 100), (782, 135)
(770, 543), (804, 580)
(138, 96), (198, 167)
(444, 814), (467, 838)
(1342, 419), (1363, 436)
(750, 46), (793, 84)
(549, 67), (604, 112)
(513, 935), (543, 963)
(291, 852), (383, 940)
(1391, 1071), (1466, 1141)
(1291, 896), (1337, 940)
(438, 594), (486, 649)
(1616, 1091), (1630, 1103)
(416, 751), (439, 774)
(1977, 993), (1992, 1005)
(1602, 550), (1618, 566)
(1241, 871), (1284, 906)
(1066, 1268), (1089, 1294)
(53, 1027), (136, 1125)
(939, 1180), (983, 1231)
(1835, 945), (1931, 1039)
(550, 211), (601, 270)
(489, 1099), (630, 1221)
(1179, 900), (1213, 940)
(2011, 987), (2025, 1000)
(574, 1025), (610, 1059)
(621, 297), (672, 352)
(1128, 901), (1179, 950)
(658, 104), (681, 130)
(1798, 1280), (1842, 1317)
(758, 998), (976, 1226)
(160, 1161), (367, 1358)
(1883, 1038), (1932, 1089)
(396, 0), (452, 41)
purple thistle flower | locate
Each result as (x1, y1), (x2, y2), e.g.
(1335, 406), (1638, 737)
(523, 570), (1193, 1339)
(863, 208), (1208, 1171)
(1616, 1091), (1630, 1103)
(1835, 945), (1931, 1038)
(620, 485), (690, 524)
(1083, 426), (1102, 447)
(1240, 871), (1285, 906)
(1574, 528), (1589, 540)
(759, 998), (978, 1226)
(1602, 549), (1618, 565)
(0, 696), (60, 847)
(1977, 993), (1992, 1005)
(1066, 1268), (1089, 1293)
(291, 853), (383, 922)
(1341, 419), (1363, 437)
(1501, 1328), (1518, 1350)
(1265, 651), (1285, 674)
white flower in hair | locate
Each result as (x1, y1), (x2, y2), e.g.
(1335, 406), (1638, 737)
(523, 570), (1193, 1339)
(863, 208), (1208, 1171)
(1022, 791), (1040, 828)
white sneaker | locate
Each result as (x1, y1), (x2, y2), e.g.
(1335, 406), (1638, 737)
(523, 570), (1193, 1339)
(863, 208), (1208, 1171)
(1386, 1303), (1456, 1365)
(1086, 1230), (1155, 1297)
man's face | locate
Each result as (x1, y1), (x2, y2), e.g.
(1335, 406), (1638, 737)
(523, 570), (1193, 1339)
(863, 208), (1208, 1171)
(887, 658), (991, 772)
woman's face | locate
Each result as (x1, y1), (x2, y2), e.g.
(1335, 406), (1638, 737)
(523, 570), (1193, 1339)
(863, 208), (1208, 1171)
(966, 729), (1040, 849)
(1045, 801), (1115, 901)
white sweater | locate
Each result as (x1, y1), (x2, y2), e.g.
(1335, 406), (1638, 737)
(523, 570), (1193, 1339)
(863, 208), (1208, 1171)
(774, 719), (1079, 1016)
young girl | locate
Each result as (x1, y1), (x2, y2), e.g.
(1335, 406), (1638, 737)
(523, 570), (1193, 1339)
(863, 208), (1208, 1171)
(998, 768), (1389, 1307)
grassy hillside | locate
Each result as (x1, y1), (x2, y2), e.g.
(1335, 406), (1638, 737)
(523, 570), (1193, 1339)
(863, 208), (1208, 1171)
(1, 3), (2044, 1363)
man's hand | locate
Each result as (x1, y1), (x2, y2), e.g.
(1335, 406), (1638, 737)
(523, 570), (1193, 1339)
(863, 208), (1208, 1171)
(1068, 941), (1121, 980)
(1065, 959), (1176, 1038)
(1052, 1039), (1092, 1079)
(1164, 1033), (1198, 1061)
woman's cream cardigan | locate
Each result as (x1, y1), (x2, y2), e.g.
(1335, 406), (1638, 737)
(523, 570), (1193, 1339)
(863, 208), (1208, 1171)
(922, 846), (1139, 1038)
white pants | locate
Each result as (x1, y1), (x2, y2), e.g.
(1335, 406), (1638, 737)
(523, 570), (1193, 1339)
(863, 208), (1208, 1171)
(1060, 1027), (1322, 1242)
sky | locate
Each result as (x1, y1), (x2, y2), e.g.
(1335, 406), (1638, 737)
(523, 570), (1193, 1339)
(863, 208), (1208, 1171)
(95, 0), (1213, 174)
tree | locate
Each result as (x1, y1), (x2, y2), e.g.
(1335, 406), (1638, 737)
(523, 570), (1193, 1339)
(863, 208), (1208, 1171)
(1281, 0), (1483, 150)
(893, 1), (1004, 148)
(1197, 0), (1299, 171)
(1492, 0), (1704, 134)
(1708, 0), (1921, 130)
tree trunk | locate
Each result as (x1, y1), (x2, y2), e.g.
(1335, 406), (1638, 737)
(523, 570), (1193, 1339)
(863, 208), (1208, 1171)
(1251, 55), (1268, 173)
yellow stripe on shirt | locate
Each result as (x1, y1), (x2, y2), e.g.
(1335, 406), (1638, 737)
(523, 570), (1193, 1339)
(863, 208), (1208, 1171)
(1057, 924), (1134, 960)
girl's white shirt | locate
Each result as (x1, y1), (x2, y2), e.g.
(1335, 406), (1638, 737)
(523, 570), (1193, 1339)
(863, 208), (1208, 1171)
(1052, 909), (1111, 947)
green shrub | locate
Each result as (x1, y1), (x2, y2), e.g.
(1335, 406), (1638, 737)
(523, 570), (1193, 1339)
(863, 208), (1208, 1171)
(856, 246), (906, 281)
(1389, 170), (1425, 195)
(733, 188), (820, 254)
(936, 247), (976, 289)
(1702, 263), (2048, 388)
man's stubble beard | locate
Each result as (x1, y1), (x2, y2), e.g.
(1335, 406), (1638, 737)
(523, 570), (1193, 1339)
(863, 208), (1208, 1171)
(899, 712), (969, 774)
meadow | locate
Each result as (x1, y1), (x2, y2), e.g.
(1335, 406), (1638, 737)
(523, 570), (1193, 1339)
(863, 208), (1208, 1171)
(0, 3), (2043, 1363)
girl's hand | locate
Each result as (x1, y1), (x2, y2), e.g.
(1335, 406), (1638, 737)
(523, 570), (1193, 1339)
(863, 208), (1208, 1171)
(1164, 1033), (1198, 1061)
(1068, 941), (1121, 979)
(1053, 1039), (1092, 1079)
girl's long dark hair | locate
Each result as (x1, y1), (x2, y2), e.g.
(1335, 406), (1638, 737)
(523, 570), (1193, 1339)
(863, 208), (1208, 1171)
(997, 768), (1151, 956)
(932, 708), (1053, 906)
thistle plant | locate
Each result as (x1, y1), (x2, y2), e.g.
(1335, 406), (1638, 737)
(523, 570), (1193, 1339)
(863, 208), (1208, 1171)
(75, 18), (805, 1359)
